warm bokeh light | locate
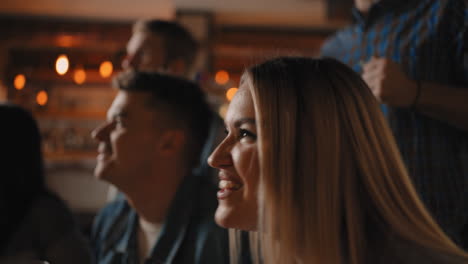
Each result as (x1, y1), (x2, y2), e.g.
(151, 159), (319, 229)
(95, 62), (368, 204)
(56, 35), (75, 47)
(14, 74), (26, 90)
(73, 67), (86, 85)
(0, 80), (6, 100)
(36, 90), (48, 106)
(215, 70), (229, 85)
(99, 61), (113, 78)
(55, 54), (69, 75)
(226, 87), (238, 101)
(218, 103), (229, 119)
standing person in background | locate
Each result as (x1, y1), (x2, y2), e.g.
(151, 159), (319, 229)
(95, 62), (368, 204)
(91, 71), (228, 264)
(122, 19), (198, 79)
(321, 0), (468, 248)
(0, 103), (92, 264)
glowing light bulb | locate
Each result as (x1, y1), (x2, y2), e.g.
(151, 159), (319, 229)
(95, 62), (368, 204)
(226, 87), (238, 101)
(218, 103), (229, 119)
(73, 67), (86, 85)
(14, 74), (26, 90)
(36, 90), (48, 106)
(55, 54), (69, 75)
(99, 61), (113, 78)
(215, 70), (229, 85)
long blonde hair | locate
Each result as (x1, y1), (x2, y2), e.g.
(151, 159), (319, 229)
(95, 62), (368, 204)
(239, 57), (467, 263)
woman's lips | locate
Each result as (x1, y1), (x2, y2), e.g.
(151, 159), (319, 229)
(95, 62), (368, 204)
(217, 188), (234, 199)
(217, 179), (243, 199)
(219, 179), (242, 190)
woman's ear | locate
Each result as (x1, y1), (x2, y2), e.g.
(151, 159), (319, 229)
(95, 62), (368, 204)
(158, 129), (186, 156)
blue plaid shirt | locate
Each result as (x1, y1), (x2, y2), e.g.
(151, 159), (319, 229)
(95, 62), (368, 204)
(322, 0), (468, 245)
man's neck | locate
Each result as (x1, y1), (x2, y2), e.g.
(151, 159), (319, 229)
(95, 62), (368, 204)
(137, 217), (162, 263)
(127, 194), (170, 224)
(119, 159), (191, 224)
(124, 169), (188, 224)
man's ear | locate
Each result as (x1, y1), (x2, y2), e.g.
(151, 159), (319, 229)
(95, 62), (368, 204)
(158, 129), (186, 156)
(167, 59), (187, 76)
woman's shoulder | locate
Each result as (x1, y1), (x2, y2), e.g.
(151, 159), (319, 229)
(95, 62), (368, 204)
(26, 192), (78, 239)
(5, 192), (89, 261)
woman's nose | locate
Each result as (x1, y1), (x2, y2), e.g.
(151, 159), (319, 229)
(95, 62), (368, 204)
(207, 139), (232, 169)
(122, 53), (140, 70)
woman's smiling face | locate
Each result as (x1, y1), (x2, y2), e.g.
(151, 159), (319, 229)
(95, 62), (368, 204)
(208, 83), (260, 231)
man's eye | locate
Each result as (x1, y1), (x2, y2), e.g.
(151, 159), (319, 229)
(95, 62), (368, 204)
(115, 119), (124, 127)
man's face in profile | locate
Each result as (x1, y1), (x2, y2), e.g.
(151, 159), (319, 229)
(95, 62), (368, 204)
(122, 32), (166, 72)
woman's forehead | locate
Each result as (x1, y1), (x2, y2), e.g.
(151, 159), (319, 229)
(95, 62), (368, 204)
(225, 85), (255, 125)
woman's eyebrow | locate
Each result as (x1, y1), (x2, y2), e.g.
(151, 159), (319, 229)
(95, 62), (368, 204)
(234, 118), (255, 128)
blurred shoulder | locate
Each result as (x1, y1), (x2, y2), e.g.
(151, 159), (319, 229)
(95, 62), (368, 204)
(321, 26), (357, 58)
(30, 193), (76, 228)
(94, 196), (129, 221)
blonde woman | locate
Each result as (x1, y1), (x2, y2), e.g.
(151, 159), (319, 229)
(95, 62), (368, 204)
(208, 57), (468, 264)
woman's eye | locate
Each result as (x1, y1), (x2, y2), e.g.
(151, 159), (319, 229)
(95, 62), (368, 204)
(240, 129), (257, 140)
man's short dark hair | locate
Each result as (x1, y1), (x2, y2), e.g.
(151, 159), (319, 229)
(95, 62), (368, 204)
(133, 19), (199, 71)
(113, 70), (212, 167)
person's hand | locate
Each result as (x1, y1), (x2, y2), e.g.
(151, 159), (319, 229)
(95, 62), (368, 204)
(361, 56), (418, 107)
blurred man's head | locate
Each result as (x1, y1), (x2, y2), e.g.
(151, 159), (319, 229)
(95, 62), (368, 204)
(122, 20), (199, 79)
(91, 71), (211, 193)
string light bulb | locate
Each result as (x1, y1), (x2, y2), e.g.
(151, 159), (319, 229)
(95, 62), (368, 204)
(73, 67), (86, 85)
(36, 90), (48, 106)
(14, 74), (26, 90)
(55, 54), (69, 75)
(99, 61), (113, 78)
(215, 70), (229, 85)
(226, 87), (238, 101)
(218, 103), (229, 119)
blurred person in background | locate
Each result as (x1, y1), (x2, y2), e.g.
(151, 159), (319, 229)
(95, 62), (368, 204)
(90, 71), (228, 264)
(122, 19), (198, 79)
(321, 0), (468, 248)
(0, 103), (92, 264)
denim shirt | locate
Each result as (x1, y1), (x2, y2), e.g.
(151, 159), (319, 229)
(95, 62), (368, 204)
(91, 174), (229, 264)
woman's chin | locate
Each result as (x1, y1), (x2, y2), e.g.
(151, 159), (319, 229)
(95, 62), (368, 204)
(215, 204), (258, 231)
(214, 204), (235, 228)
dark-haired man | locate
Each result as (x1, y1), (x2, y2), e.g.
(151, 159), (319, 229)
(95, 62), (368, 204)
(90, 72), (228, 263)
